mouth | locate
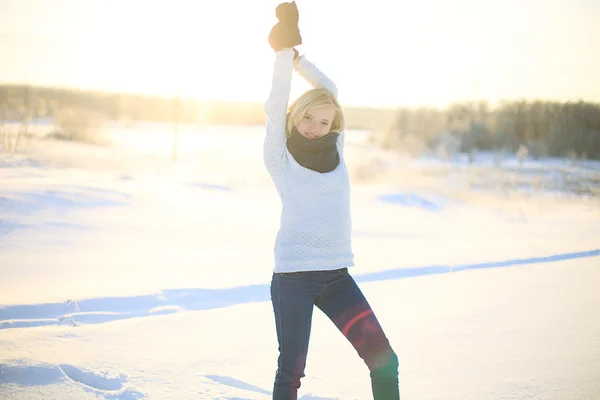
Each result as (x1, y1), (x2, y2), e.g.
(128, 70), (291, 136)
(304, 132), (318, 139)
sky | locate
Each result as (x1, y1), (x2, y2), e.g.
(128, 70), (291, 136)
(1, 0), (599, 108)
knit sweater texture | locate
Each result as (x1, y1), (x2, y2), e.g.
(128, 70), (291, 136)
(263, 49), (354, 273)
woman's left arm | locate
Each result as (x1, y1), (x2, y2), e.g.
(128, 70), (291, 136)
(294, 53), (345, 152)
(293, 54), (338, 98)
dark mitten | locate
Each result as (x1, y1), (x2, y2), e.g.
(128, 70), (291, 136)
(268, 1), (302, 51)
(276, 1), (299, 25)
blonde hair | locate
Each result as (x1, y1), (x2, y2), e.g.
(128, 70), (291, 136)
(286, 88), (345, 136)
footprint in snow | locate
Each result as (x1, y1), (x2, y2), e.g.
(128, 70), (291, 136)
(0, 361), (145, 399)
(58, 364), (145, 399)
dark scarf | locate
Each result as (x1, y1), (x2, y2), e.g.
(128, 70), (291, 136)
(286, 127), (340, 173)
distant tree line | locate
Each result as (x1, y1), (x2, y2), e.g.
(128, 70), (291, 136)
(0, 84), (200, 124)
(382, 100), (600, 160)
(0, 84), (395, 128)
(2, 84), (599, 160)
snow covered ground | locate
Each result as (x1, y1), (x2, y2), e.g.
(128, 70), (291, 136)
(1, 123), (599, 399)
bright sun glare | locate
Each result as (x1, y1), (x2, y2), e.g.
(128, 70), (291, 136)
(2, 0), (600, 107)
(84, 1), (279, 102)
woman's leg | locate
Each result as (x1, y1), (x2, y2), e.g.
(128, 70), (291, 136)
(315, 270), (400, 400)
(271, 272), (320, 400)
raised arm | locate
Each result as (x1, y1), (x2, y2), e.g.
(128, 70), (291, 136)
(263, 49), (295, 171)
(294, 54), (345, 152)
(294, 55), (338, 98)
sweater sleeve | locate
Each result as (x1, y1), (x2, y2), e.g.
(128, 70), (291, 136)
(263, 49), (295, 172)
(294, 55), (338, 98)
(294, 55), (346, 154)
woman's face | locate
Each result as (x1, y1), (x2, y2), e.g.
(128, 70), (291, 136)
(296, 106), (335, 139)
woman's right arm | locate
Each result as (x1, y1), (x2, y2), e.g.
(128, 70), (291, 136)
(263, 48), (295, 171)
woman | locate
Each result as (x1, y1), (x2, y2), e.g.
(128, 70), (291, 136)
(264, 3), (400, 399)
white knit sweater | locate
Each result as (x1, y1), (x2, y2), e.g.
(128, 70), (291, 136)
(263, 49), (354, 273)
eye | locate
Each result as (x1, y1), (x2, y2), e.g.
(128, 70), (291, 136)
(304, 115), (312, 120)
(321, 121), (329, 126)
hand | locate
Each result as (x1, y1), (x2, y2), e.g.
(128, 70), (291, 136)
(268, 1), (302, 52)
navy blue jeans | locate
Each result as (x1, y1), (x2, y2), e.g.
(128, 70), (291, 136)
(270, 268), (400, 400)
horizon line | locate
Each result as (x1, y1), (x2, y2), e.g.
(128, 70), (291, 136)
(1, 81), (600, 111)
